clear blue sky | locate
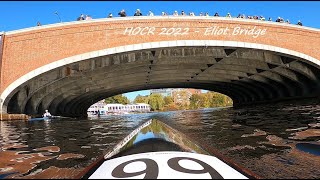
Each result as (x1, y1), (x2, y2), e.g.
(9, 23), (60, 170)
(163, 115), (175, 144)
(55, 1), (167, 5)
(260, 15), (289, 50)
(1, 1), (319, 101)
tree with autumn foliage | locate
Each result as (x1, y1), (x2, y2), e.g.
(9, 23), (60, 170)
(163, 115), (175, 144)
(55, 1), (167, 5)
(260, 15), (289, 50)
(189, 91), (232, 109)
(163, 96), (178, 111)
(189, 93), (205, 109)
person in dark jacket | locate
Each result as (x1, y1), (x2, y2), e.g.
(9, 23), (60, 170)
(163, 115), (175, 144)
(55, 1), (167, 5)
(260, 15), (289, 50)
(118, 9), (127, 17)
(77, 14), (84, 21)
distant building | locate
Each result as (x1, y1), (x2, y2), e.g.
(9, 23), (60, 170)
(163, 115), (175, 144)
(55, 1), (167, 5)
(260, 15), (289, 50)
(172, 88), (201, 105)
(188, 89), (201, 95)
(87, 100), (106, 115)
(150, 88), (201, 105)
(150, 88), (174, 97)
(87, 101), (150, 116)
(105, 103), (150, 113)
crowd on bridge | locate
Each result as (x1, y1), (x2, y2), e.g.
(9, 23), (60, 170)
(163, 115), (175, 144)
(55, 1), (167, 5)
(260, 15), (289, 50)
(76, 9), (303, 26)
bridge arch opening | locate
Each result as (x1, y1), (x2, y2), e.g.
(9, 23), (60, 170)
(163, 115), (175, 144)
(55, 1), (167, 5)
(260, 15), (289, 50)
(2, 41), (320, 117)
(86, 89), (233, 117)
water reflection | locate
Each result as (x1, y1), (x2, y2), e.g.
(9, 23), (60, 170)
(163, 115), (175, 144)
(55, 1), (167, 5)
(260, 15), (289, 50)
(296, 143), (320, 156)
(0, 99), (320, 178)
(116, 119), (208, 156)
(0, 117), (148, 178)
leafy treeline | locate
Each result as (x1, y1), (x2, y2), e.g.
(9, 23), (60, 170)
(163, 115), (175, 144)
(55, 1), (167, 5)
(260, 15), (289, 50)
(189, 92), (233, 109)
(105, 94), (130, 105)
(105, 91), (232, 111)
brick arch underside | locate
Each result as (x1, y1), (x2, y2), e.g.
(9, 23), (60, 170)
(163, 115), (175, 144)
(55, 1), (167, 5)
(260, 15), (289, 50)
(5, 46), (320, 117)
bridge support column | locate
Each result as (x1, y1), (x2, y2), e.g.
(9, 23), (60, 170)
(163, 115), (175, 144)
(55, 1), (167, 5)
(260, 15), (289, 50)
(0, 102), (29, 121)
(0, 113), (29, 121)
(0, 99), (7, 114)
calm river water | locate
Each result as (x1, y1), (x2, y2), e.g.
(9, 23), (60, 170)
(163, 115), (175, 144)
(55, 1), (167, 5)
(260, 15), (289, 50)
(1, 99), (320, 179)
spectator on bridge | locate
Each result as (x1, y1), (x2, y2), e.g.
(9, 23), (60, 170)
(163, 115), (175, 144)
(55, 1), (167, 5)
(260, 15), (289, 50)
(85, 15), (92, 20)
(260, 16), (265, 21)
(199, 12), (204, 16)
(297, 20), (303, 26)
(134, 9), (142, 16)
(43, 110), (52, 118)
(276, 17), (284, 23)
(268, 17), (272, 21)
(173, 10), (178, 16)
(286, 19), (290, 24)
(239, 14), (245, 19)
(214, 12), (219, 17)
(161, 12), (167, 16)
(189, 12), (195, 16)
(118, 9), (127, 17)
(148, 10), (154, 16)
(226, 12), (231, 18)
(108, 13), (113, 18)
(77, 14), (85, 21)
(205, 12), (209, 17)
(37, 21), (41, 26)
(181, 10), (186, 16)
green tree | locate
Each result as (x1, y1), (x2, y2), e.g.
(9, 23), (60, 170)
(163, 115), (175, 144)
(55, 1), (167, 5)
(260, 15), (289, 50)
(105, 94), (130, 104)
(134, 95), (149, 104)
(148, 94), (165, 111)
(202, 93), (211, 108)
(206, 91), (233, 107)
(189, 94), (203, 109)
(215, 92), (226, 106)
(105, 96), (116, 104)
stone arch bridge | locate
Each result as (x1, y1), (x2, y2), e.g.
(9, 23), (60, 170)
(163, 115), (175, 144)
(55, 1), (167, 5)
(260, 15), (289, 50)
(0, 16), (320, 117)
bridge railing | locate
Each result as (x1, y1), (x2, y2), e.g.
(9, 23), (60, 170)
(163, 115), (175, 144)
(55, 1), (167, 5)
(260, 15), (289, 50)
(5, 16), (319, 35)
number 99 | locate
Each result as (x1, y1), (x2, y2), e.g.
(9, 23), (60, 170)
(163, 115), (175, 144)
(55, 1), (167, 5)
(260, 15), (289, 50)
(111, 158), (159, 179)
(168, 157), (223, 179)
